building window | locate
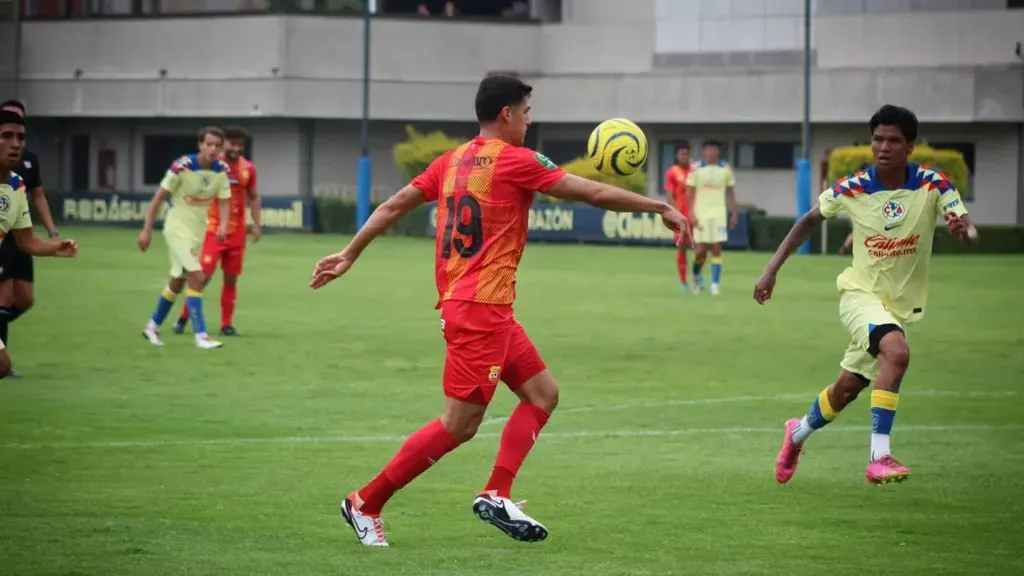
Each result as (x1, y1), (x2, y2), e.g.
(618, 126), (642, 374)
(143, 135), (200, 185)
(735, 141), (798, 170)
(659, 141), (695, 194)
(540, 139), (587, 167)
(930, 141), (975, 201)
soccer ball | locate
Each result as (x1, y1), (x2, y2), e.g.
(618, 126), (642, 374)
(587, 118), (649, 177)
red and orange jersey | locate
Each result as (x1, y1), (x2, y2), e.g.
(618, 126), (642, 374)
(664, 163), (692, 212)
(207, 155), (257, 239)
(411, 137), (566, 308)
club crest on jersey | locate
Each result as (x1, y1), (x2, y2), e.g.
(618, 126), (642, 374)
(488, 365), (502, 384)
(0, 194), (8, 213)
(201, 175), (211, 188)
(881, 200), (906, 222)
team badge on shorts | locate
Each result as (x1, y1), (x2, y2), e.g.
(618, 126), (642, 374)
(488, 365), (502, 384)
(203, 254), (213, 264)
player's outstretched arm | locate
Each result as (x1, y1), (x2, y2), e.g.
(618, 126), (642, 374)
(545, 174), (689, 237)
(753, 206), (824, 304)
(310, 184), (428, 289)
(11, 227), (77, 257)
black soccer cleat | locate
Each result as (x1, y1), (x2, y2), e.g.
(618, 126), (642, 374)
(472, 493), (548, 543)
(172, 317), (188, 334)
(220, 326), (242, 337)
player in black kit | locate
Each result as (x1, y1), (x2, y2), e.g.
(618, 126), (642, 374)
(0, 100), (60, 376)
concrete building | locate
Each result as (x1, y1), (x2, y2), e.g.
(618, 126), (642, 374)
(13, 0), (1024, 224)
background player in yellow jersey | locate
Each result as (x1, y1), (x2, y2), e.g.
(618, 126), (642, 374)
(138, 127), (231, 350)
(0, 110), (77, 376)
(753, 105), (976, 485)
(686, 140), (739, 295)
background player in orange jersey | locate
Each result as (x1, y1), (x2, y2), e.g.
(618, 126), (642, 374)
(310, 74), (689, 548)
(173, 126), (261, 337)
(664, 143), (694, 289)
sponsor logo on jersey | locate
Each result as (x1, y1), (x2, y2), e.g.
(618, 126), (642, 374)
(864, 234), (920, 258)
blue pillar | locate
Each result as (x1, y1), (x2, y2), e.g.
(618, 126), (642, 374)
(357, 156), (372, 230)
(357, 0), (372, 230)
(796, 159), (811, 255)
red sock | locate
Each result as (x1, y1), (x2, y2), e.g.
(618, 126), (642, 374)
(221, 282), (237, 328)
(485, 402), (551, 499)
(178, 302), (189, 322)
(358, 418), (460, 514)
(676, 249), (688, 283)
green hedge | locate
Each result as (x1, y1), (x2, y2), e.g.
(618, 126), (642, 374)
(313, 197), (429, 237)
(748, 215), (1024, 254)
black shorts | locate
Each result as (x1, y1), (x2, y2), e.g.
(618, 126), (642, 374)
(0, 234), (34, 283)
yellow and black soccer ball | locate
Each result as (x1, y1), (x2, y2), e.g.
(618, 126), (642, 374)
(587, 118), (648, 177)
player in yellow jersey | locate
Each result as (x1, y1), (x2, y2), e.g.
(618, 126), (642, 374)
(686, 140), (739, 295)
(753, 105), (976, 485)
(0, 110), (77, 376)
(138, 127), (231, 350)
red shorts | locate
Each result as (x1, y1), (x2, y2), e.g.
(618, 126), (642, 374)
(200, 233), (245, 276)
(439, 300), (547, 406)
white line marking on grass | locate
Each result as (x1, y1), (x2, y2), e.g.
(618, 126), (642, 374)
(480, 389), (1021, 426)
(4, 424), (1020, 451)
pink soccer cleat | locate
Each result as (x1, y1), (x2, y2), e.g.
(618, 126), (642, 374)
(774, 418), (804, 484)
(865, 455), (911, 485)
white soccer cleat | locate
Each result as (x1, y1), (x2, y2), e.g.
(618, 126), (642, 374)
(142, 325), (164, 346)
(194, 335), (223, 349)
(710, 283), (721, 295)
(472, 493), (548, 543)
(340, 495), (389, 547)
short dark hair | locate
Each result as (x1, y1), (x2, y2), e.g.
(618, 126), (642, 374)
(1, 100), (25, 114)
(0, 110), (25, 126)
(198, 126), (225, 143)
(475, 74), (532, 123)
(676, 143), (690, 152)
(869, 105), (918, 142)
(702, 140), (721, 149)
(223, 125), (249, 141)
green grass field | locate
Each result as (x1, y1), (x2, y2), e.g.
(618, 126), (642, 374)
(1, 227), (1022, 576)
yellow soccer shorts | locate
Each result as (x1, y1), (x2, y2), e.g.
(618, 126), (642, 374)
(837, 290), (907, 381)
(693, 215), (728, 245)
(164, 231), (203, 278)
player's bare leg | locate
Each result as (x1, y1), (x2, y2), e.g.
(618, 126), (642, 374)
(174, 274), (213, 334)
(0, 280), (32, 377)
(143, 276), (186, 345)
(865, 329), (911, 484)
(691, 244), (707, 293)
(776, 369), (869, 483)
(183, 270), (222, 349)
(0, 348), (12, 379)
(708, 243), (723, 295)
(474, 369), (558, 543)
(341, 397), (479, 547)
(219, 273), (241, 336)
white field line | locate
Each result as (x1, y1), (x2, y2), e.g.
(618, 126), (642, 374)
(4, 424), (1021, 452)
(480, 389), (1022, 426)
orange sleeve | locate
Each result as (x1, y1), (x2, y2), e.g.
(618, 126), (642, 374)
(411, 153), (449, 202)
(248, 161), (258, 194)
(501, 147), (565, 193)
(665, 168), (677, 194)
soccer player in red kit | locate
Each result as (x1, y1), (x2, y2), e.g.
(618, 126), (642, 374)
(664, 144), (694, 289)
(173, 126), (261, 336)
(311, 74), (688, 547)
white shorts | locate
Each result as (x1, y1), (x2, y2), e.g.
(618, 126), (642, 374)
(838, 290), (908, 381)
(693, 216), (728, 245)
(165, 232), (202, 278)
